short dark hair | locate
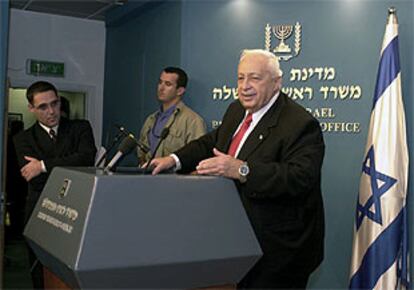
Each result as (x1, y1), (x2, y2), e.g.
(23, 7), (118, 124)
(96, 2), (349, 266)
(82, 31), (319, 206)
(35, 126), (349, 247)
(163, 67), (188, 88)
(26, 81), (58, 104)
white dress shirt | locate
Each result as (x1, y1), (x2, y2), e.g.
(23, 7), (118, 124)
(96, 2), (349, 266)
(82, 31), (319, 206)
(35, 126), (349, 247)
(232, 92), (279, 157)
(171, 91), (280, 169)
(38, 122), (59, 172)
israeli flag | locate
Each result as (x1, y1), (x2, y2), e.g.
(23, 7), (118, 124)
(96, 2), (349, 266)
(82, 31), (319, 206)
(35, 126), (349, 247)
(349, 8), (409, 290)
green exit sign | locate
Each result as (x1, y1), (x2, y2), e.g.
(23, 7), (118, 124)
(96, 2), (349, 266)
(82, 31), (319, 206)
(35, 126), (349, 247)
(26, 59), (65, 77)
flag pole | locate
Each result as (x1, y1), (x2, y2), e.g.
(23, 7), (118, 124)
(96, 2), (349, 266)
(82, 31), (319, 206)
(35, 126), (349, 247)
(388, 7), (397, 24)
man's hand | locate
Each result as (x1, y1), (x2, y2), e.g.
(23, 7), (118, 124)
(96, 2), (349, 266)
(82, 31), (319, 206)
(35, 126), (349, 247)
(21, 156), (43, 181)
(150, 156), (176, 175)
(196, 148), (244, 180)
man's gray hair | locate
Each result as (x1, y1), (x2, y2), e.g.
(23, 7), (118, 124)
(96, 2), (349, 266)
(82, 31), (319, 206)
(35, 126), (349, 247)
(240, 49), (283, 78)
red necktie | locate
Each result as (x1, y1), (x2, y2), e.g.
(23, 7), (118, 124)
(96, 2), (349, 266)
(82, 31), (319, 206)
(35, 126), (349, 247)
(228, 113), (253, 157)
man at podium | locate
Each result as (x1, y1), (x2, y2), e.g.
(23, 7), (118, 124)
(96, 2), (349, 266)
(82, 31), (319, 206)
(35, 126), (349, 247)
(149, 49), (325, 289)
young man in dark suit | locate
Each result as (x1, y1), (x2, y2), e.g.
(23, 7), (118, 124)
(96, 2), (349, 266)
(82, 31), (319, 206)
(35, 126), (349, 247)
(148, 49), (325, 289)
(13, 81), (97, 289)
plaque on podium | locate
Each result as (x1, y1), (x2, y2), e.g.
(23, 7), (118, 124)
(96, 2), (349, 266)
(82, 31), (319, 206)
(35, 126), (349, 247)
(24, 167), (262, 289)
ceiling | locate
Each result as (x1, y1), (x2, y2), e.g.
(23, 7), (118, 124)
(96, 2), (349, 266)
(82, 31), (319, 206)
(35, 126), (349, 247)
(10, 0), (128, 21)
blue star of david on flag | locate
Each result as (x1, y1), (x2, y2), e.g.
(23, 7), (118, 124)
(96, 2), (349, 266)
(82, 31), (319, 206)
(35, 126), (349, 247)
(356, 145), (397, 230)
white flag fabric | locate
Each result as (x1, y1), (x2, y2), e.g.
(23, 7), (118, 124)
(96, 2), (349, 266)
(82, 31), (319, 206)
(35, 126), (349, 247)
(349, 9), (409, 290)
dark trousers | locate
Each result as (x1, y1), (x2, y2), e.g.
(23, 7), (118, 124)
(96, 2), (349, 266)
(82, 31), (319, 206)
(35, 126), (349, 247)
(238, 259), (310, 290)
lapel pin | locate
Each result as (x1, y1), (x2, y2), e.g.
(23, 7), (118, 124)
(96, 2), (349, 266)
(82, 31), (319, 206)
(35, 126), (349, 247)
(259, 134), (263, 140)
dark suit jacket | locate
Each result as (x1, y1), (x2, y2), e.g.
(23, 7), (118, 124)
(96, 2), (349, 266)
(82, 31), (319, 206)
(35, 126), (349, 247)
(13, 118), (97, 219)
(176, 92), (325, 276)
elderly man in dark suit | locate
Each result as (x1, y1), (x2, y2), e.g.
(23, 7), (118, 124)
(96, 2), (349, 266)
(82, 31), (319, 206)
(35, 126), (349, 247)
(13, 81), (96, 289)
(149, 49), (325, 289)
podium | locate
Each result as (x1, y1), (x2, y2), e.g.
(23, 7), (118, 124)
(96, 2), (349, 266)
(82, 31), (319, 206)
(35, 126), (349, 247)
(24, 167), (262, 289)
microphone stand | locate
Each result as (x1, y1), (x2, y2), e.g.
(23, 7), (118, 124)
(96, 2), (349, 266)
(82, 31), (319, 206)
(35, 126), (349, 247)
(143, 108), (180, 173)
(95, 130), (124, 168)
(116, 124), (150, 154)
(144, 128), (170, 172)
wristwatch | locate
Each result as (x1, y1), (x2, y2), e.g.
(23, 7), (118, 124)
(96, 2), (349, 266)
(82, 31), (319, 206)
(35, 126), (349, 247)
(238, 162), (250, 183)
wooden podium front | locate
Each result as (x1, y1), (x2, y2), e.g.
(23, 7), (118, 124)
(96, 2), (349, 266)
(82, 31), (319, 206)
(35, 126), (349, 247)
(44, 267), (236, 290)
(44, 268), (71, 289)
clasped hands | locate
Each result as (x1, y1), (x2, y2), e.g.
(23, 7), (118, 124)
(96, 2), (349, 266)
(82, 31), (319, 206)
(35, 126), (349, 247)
(150, 148), (244, 180)
(20, 156), (43, 181)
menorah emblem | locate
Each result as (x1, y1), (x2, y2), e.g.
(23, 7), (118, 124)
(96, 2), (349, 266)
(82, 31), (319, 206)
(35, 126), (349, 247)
(264, 22), (302, 61)
(273, 25), (293, 53)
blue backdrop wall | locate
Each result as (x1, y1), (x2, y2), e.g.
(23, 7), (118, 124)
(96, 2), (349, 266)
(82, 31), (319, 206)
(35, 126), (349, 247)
(103, 1), (414, 288)
(103, 1), (182, 145)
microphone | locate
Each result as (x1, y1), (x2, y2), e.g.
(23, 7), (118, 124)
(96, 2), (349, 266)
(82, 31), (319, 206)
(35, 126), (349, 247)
(144, 128), (170, 171)
(114, 124), (130, 137)
(95, 125), (125, 168)
(115, 124), (150, 153)
(97, 124), (149, 168)
(104, 135), (137, 172)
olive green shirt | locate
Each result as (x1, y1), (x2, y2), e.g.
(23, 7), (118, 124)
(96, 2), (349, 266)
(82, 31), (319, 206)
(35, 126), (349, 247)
(137, 101), (207, 164)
